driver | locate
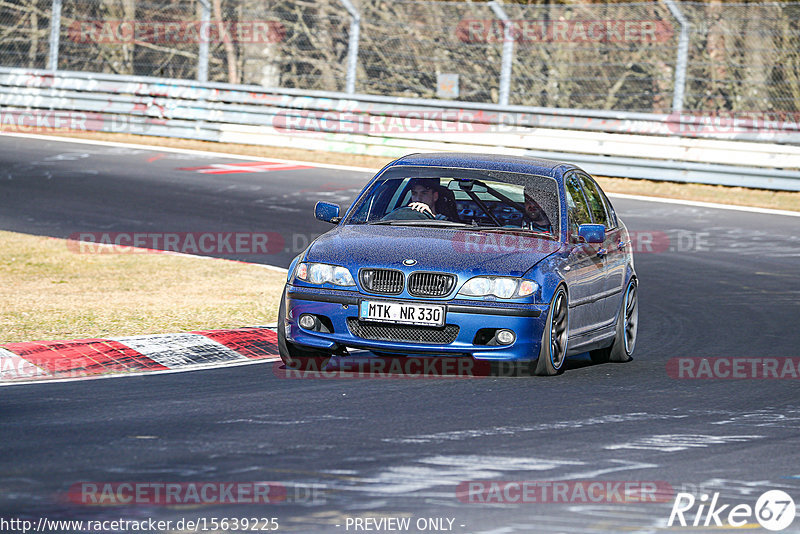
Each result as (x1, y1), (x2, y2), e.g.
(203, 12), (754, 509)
(407, 178), (447, 219)
(523, 186), (553, 233)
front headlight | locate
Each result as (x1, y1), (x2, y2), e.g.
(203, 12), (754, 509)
(458, 277), (538, 299)
(296, 263), (355, 286)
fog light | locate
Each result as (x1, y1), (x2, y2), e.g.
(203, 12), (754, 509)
(496, 329), (515, 345)
(299, 314), (316, 330)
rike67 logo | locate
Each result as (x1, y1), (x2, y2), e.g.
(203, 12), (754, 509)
(668, 490), (796, 531)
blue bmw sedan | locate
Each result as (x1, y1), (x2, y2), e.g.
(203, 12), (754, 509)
(279, 153), (638, 376)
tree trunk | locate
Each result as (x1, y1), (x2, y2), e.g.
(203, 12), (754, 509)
(213, 0), (239, 84)
(100, 0), (135, 74)
(29, 5), (38, 68)
(705, 0), (729, 111)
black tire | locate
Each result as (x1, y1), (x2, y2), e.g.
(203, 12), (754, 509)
(277, 287), (331, 371)
(590, 278), (638, 364)
(533, 286), (569, 376)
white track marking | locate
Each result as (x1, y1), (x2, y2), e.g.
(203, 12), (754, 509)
(355, 455), (584, 494)
(384, 413), (689, 444)
(604, 434), (764, 452)
(6, 132), (799, 217)
(1, 132), (375, 173)
(109, 333), (249, 368)
(608, 192), (800, 217)
(0, 356), (280, 387)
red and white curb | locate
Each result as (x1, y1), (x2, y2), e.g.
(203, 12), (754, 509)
(0, 327), (280, 385)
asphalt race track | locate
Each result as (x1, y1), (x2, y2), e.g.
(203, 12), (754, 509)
(2, 135), (800, 533)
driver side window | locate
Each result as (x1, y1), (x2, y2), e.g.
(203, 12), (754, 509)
(578, 174), (611, 229)
(565, 174), (592, 238)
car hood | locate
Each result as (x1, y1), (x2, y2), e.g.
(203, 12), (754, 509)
(305, 224), (562, 277)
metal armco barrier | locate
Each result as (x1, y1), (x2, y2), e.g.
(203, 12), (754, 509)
(1, 67), (799, 191)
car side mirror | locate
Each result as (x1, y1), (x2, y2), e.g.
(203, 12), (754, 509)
(578, 224), (605, 243)
(314, 201), (341, 224)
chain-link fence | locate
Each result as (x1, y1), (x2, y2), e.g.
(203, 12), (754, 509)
(355, 1), (503, 103)
(0, 0), (52, 70)
(59, 0), (200, 79)
(0, 0), (799, 114)
(681, 3), (800, 113)
(504, 2), (678, 112)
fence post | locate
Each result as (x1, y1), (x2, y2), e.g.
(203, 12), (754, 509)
(663, 0), (689, 113)
(338, 0), (361, 94)
(47, 0), (62, 71)
(489, 1), (513, 107)
(197, 0), (211, 82)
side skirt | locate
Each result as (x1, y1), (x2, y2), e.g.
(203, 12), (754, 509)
(566, 324), (616, 356)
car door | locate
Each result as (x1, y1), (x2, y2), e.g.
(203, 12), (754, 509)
(577, 172), (624, 328)
(562, 173), (605, 335)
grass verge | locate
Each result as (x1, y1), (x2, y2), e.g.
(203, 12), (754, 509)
(23, 130), (800, 212)
(0, 230), (285, 344)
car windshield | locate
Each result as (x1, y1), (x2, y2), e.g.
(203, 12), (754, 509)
(345, 166), (560, 237)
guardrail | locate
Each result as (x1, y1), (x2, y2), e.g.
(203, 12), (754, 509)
(1, 67), (800, 191)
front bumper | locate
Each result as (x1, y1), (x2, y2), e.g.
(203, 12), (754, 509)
(283, 285), (549, 361)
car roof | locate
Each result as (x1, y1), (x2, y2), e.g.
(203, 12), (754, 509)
(388, 152), (577, 179)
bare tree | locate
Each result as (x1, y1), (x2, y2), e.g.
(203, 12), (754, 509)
(0, 0), (798, 113)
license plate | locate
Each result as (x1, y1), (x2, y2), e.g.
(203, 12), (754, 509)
(359, 300), (445, 327)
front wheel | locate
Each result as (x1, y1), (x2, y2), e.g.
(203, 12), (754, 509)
(590, 278), (638, 364)
(533, 286), (569, 376)
(277, 287), (332, 371)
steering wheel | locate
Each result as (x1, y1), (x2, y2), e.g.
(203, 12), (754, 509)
(380, 206), (435, 221)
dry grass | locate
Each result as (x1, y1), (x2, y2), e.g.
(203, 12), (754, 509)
(28, 130), (800, 212)
(0, 230), (286, 344)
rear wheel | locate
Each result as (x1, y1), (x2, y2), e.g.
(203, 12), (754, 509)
(533, 286), (569, 376)
(590, 278), (638, 364)
(277, 287), (332, 371)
